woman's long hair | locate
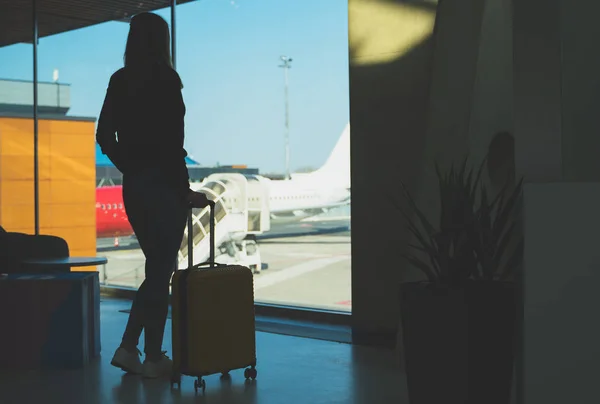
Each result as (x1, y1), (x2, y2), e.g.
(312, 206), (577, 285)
(124, 12), (173, 69)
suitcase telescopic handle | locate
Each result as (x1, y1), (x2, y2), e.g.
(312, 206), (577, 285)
(187, 201), (216, 270)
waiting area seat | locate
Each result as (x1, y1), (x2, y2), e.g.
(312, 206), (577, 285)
(0, 226), (70, 273)
(0, 227), (102, 370)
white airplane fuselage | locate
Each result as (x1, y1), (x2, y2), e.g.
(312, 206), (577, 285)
(266, 177), (351, 223)
(188, 123), (351, 225)
(263, 123), (351, 223)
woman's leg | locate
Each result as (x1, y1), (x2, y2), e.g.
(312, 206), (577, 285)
(112, 172), (186, 377)
(121, 173), (187, 361)
(111, 176), (154, 373)
(119, 241), (150, 351)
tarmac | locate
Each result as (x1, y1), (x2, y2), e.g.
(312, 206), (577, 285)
(97, 219), (352, 312)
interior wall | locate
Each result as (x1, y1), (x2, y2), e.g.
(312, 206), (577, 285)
(0, 117), (97, 258)
(348, 0), (437, 346)
(513, 0), (562, 182)
(513, 0), (600, 401)
(468, 0), (513, 158)
(559, 0), (600, 181)
(424, 0), (487, 168)
(522, 183), (600, 403)
(348, 0), (512, 346)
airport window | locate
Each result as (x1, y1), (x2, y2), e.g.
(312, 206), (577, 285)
(177, 0), (351, 313)
(9, 1), (352, 315)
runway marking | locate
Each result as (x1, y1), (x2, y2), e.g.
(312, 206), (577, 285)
(254, 256), (348, 290)
(270, 252), (329, 258)
(103, 251), (145, 260)
(302, 216), (351, 222)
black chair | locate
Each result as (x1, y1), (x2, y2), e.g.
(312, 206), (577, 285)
(0, 226), (70, 273)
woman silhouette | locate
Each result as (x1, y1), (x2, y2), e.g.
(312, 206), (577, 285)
(96, 12), (209, 378)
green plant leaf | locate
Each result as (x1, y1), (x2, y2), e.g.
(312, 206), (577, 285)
(407, 243), (428, 252)
(407, 243), (442, 276)
(401, 252), (439, 282)
(404, 220), (441, 275)
(475, 186), (497, 280)
(494, 219), (517, 262)
(401, 182), (437, 238)
(458, 156), (469, 184)
(390, 189), (436, 261)
(394, 192), (442, 276)
(401, 208), (436, 252)
(399, 158), (522, 285)
(479, 186), (492, 231)
(493, 178), (523, 243)
(472, 158), (486, 200)
(433, 232), (451, 281)
(498, 238), (524, 280)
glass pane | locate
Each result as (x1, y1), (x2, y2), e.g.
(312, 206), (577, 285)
(30, 1), (352, 314)
(178, 0), (351, 312)
(37, 6), (174, 287)
(0, 9), (34, 235)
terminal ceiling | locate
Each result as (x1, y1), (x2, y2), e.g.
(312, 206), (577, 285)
(0, 0), (196, 48)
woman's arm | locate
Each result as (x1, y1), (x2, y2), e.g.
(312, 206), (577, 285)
(96, 74), (124, 172)
(166, 72), (192, 196)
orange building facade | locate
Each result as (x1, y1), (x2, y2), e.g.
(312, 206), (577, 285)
(0, 116), (97, 258)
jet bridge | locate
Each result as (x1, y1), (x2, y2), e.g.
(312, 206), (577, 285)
(178, 173), (270, 273)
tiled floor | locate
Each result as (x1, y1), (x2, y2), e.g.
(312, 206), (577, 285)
(0, 298), (407, 404)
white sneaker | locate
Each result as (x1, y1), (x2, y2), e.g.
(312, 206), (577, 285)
(111, 347), (143, 374)
(142, 351), (173, 379)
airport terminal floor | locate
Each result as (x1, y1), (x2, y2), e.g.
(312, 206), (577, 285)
(0, 298), (407, 404)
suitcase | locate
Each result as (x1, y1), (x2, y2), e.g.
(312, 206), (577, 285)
(170, 201), (257, 393)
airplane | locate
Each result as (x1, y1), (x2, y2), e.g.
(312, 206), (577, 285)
(96, 185), (132, 239)
(96, 123), (351, 240)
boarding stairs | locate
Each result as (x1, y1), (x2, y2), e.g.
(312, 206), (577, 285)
(177, 173), (271, 273)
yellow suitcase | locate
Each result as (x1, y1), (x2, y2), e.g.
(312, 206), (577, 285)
(170, 202), (257, 393)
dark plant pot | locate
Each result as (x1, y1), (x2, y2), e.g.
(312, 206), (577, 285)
(400, 281), (516, 404)
(467, 281), (516, 404)
(400, 282), (470, 404)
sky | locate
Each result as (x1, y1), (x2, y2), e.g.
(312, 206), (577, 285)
(0, 0), (349, 174)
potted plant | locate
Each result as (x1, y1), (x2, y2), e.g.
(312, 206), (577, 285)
(398, 157), (523, 404)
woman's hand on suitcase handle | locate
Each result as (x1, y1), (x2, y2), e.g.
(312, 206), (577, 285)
(187, 190), (213, 208)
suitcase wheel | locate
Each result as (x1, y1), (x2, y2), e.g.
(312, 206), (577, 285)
(244, 367), (258, 380)
(194, 378), (206, 394)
